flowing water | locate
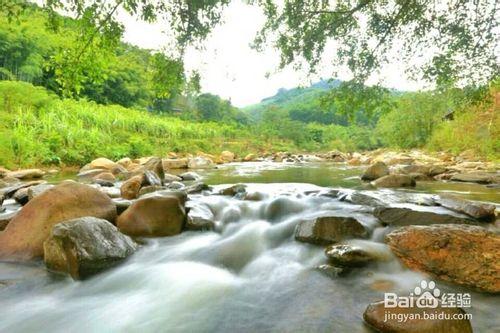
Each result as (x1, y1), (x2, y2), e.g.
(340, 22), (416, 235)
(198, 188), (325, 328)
(0, 162), (498, 332)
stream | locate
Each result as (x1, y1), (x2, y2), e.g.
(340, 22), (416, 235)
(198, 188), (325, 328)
(0, 162), (498, 332)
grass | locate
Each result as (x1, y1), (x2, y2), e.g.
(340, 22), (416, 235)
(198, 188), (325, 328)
(0, 81), (295, 168)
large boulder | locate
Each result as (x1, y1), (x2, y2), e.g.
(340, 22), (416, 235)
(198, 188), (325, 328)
(364, 300), (472, 333)
(188, 156), (214, 169)
(435, 194), (496, 221)
(371, 174), (416, 188)
(44, 217), (137, 279)
(6, 169), (45, 180)
(117, 192), (187, 237)
(374, 207), (474, 226)
(0, 182), (117, 260)
(386, 224), (500, 293)
(361, 162), (389, 181)
(294, 216), (368, 245)
(162, 158), (188, 170)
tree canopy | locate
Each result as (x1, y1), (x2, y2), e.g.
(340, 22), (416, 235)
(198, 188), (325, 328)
(8, 0), (496, 89)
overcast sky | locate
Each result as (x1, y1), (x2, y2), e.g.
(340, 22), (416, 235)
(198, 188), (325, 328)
(121, 1), (425, 107)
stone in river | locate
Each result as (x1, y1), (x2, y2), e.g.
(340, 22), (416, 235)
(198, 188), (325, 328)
(186, 203), (215, 231)
(27, 184), (55, 200)
(187, 156), (214, 169)
(143, 157), (165, 181)
(7, 169), (45, 179)
(185, 181), (211, 194)
(324, 244), (375, 267)
(450, 171), (499, 184)
(13, 187), (29, 205)
(386, 224), (500, 293)
(361, 162), (389, 181)
(374, 207), (475, 226)
(143, 170), (162, 186)
(120, 174), (144, 200)
(164, 173), (182, 183)
(0, 181), (117, 260)
(315, 264), (346, 278)
(117, 193), (186, 237)
(44, 217), (137, 279)
(435, 194), (496, 221)
(363, 300), (472, 333)
(180, 171), (200, 181)
(0, 180), (45, 198)
(219, 184), (247, 196)
(371, 174), (416, 188)
(162, 158), (188, 170)
(294, 216), (368, 245)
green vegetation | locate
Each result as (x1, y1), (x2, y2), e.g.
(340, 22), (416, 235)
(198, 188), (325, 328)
(0, 4), (498, 168)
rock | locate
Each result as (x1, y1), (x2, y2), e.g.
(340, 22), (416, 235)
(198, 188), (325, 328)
(167, 181), (185, 190)
(428, 165), (448, 176)
(0, 211), (16, 231)
(386, 155), (414, 165)
(294, 216), (368, 245)
(0, 167), (10, 178)
(114, 200), (132, 215)
(185, 181), (211, 194)
(27, 184), (55, 201)
(243, 153), (257, 162)
(347, 158), (361, 166)
(0, 193), (3, 206)
(220, 151), (235, 162)
(374, 207), (474, 226)
(180, 172), (200, 181)
(143, 157), (164, 181)
(363, 300), (472, 333)
(92, 172), (116, 187)
(243, 191), (266, 201)
(44, 217), (137, 279)
(451, 172), (499, 184)
(77, 169), (108, 180)
(0, 180), (45, 198)
(162, 158), (188, 170)
(143, 170), (162, 187)
(371, 174), (416, 188)
(347, 191), (385, 207)
(386, 224), (500, 293)
(120, 175), (144, 200)
(324, 244), (375, 267)
(88, 157), (118, 170)
(138, 185), (165, 197)
(0, 182), (117, 259)
(186, 203), (215, 231)
(315, 264), (346, 278)
(13, 188), (29, 205)
(164, 173), (182, 183)
(398, 164), (430, 175)
(188, 156), (214, 169)
(117, 193), (186, 237)
(435, 194), (496, 221)
(116, 157), (132, 168)
(7, 169), (45, 180)
(361, 162), (389, 181)
(219, 184), (246, 196)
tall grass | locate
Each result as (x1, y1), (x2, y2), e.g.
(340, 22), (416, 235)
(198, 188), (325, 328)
(0, 81), (285, 168)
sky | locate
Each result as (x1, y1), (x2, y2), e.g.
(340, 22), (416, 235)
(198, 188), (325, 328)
(120, 1), (425, 107)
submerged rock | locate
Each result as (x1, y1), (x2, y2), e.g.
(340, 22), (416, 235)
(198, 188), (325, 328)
(435, 194), (496, 221)
(294, 216), (368, 245)
(363, 300), (472, 333)
(164, 173), (182, 183)
(374, 207), (474, 226)
(117, 193), (186, 237)
(386, 224), (500, 293)
(185, 181), (211, 194)
(324, 244), (375, 267)
(347, 191), (385, 207)
(361, 162), (389, 181)
(0, 182), (117, 260)
(371, 174), (416, 188)
(315, 264), (346, 278)
(44, 217), (137, 280)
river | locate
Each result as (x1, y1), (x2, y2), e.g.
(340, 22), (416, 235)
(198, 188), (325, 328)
(0, 162), (498, 332)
